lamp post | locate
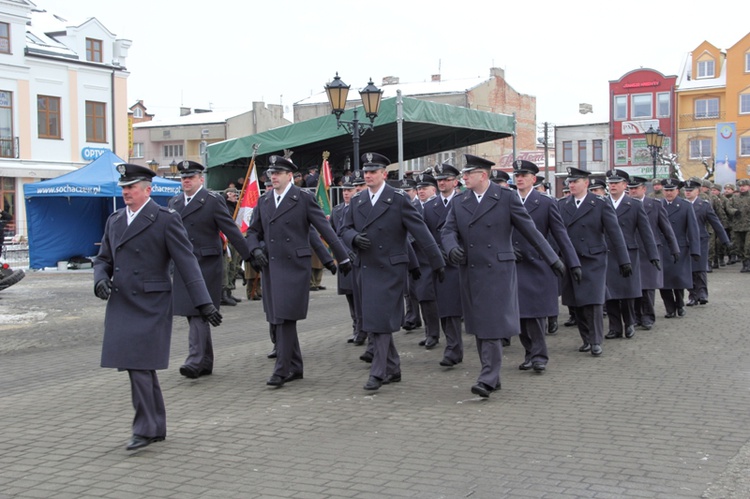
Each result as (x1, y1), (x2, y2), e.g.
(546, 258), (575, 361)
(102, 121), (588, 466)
(325, 73), (383, 172)
(645, 126), (665, 179)
(147, 158), (159, 173)
(169, 159), (178, 178)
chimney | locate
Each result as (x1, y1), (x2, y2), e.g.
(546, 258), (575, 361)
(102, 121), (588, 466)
(431, 74), (441, 82)
(490, 67), (504, 79)
(179, 107), (191, 116)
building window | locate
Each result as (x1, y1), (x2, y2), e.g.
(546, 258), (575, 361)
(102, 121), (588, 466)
(592, 139), (603, 162)
(133, 107), (143, 118)
(86, 38), (103, 63)
(37, 95), (61, 139)
(0, 22), (9, 54)
(164, 144), (183, 158)
(697, 59), (715, 78)
(741, 137), (750, 156)
(132, 142), (144, 158)
(0, 90), (14, 158)
(1, 176), (15, 236)
(614, 95), (627, 120)
(746, 53), (750, 73)
(578, 140), (587, 169)
(689, 138), (711, 159)
(562, 141), (572, 162)
(85, 101), (106, 142)
(657, 92), (671, 118)
(695, 98), (719, 119)
(631, 94), (652, 119)
(740, 94), (750, 115)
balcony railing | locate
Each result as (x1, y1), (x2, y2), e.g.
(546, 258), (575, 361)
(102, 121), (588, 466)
(678, 111), (726, 128)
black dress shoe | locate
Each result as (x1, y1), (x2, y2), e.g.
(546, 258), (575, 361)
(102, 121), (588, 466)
(640, 323), (653, 330)
(347, 337), (355, 343)
(624, 325), (635, 338)
(686, 299), (697, 307)
(547, 318), (558, 335)
(424, 337), (439, 349)
(383, 372), (401, 384)
(267, 349), (277, 359)
(664, 312), (676, 318)
(440, 358), (457, 367)
(199, 369), (212, 376)
(518, 361), (533, 371)
(363, 376), (382, 391)
(563, 318), (577, 327)
(532, 362), (546, 372)
(402, 322), (418, 331)
(471, 382), (492, 398)
(284, 372), (303, 383)
(605, 330), (623, 339)
(699, 299), (708, 305)
(266, 375), (285, 387)
(317, 285), (326, 290)
(677, 307), (686, 317)
(591, 344), (603, 356)
(501, 338), (511, 347)
(578, 343), (591, 352)
(309, 286), (319, 291)
(418, 339), (427, 346)
(359, 352), (373, 363)
(126, 435), (164, 451)
(179, 365), (200, 379)
(353, 338), (366, 346)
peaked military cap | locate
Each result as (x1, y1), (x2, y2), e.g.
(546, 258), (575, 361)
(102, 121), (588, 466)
(683, 179), (702, 190)
(507, 183), (518, 190)
(562, 185), (571, 193)
(566, 167), (591, 179)
(534, 175), (545, 187)
(462, 154), (495, 173)
(361, 152), (390, 171)
(351, 169), (366, 185)
(489, 169), (510, 183)
(266, 155), (298, 173)
(116, 163), (157, 186)
(399, 177), (417, 190)
(606, 169), (630, 183)
(629, 176), (649, 188)
(177, 160), (205, 178)
(415, 172), (437, 188)
(660, 178), (683, 190)
(588, 177), (607, 191)
(512, 159), (539, 175)
(433, 163), (460, 179)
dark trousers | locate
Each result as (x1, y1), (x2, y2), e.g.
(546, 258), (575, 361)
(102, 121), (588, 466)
(475, 338), (502, 388)
(519, 317), (548, 364)
(575, 304), (604, 346)
(352, 271), (366, 342)
(370, 332), (400, 380)
(635, 289), (656, 326)
(688, 271), (708, 302)
(272, 320), (303, 377)
(185, 316), (213, 372)
(420, 300), (440, 340)
(605, 298), (635, 334)
(659, 288), (685, 314)
(344, 293), (362, 340)
(441, 316), (463, 363)
(403, 282), (421, 327)
(128, 369), (166, 438)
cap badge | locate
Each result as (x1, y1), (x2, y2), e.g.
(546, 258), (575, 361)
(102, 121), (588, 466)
(181, 160), (190, 168)
(366, 152), (373, 163)
(269, 155), (277, 165)
(116, 164), (126, 175)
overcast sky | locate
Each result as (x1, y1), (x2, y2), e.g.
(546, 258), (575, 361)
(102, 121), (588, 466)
(45, 0), (750, 129)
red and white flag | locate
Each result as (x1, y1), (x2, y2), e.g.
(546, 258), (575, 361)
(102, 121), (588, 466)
(236, 164), (260, 233)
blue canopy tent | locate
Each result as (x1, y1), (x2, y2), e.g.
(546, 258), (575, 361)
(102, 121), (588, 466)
(23, 151), (182, 269)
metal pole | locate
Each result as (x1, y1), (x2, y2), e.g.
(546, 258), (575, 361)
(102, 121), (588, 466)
(652, 148), (657, 179)
(352, 108), (360, 172)
(397, 90), (404, 179)
(543, 122), (550, 182)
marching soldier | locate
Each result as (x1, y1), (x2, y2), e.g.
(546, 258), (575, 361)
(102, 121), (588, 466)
(412, 172), (441, 349)
(400, 177), (423, 332)
(710, 183), (730, 268)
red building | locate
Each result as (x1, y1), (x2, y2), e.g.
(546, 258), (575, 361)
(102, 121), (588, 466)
(609, 69), (677, 178)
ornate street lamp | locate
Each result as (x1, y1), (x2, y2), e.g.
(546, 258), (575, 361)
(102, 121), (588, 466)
(645, 126), (665, 179)
(169, 159), (178, 177)
(147, 158), (159, 173)
(325, 73), (383, 171)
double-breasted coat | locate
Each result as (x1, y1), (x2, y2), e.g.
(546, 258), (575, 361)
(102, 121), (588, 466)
(168, 188), (251, 316)
(341, 184), (444, 334)
(94, 199), (212, 370)
(559, 193), (630, 307)
(423, 193), (463, 318)
(330, 201), (354, 295)
(639, 197), (679, 290)
(513, 189), (580, 318)
(605, 195), (660, 300)
(660, 198), (701, 289)
(690, 197), (730, 272)
(246, 186), (349, 324)
(441, 183), (559, 339)
(411, 197), (437, 302)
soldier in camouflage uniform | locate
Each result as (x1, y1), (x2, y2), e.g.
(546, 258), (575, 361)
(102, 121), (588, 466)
(726, 179), (750, 272)
(724, 184), (739, 265)
(648, 177), (664, 199)
(710, 183), (730, 267)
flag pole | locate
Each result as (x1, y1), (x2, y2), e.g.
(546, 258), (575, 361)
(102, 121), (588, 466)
(233, 143), (260, 220)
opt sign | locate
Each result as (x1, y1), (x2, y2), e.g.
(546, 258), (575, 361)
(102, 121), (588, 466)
(81, 147), (110, 161)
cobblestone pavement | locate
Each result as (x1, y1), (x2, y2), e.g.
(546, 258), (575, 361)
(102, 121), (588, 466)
(1, 267), (750, 498)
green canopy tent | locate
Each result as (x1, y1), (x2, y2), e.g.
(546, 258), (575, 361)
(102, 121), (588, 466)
(205, 96), (514, 190)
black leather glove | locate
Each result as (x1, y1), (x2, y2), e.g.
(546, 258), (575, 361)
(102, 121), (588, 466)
(353, 233), (371, 250)
(252, 248), (268, 268)
(198, 304), (222, 327)
(435, 267), (445, 283)
(324, 261), (336, 275)
(673, 253), (680, 264)
(619, 263), (632, 277)
(448, 247), (465, 265)
(94, 278), (112, 300)
(513, 247), (524, 262)
(338, 261), (352, 276)
(570, 266), (582, 284)
(550, 259), (565, 278)
(724, 241), (733, 251)
(651, 259), (661, 271)
(692, 254), (700, 262)
(409, 267), (421, 280)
